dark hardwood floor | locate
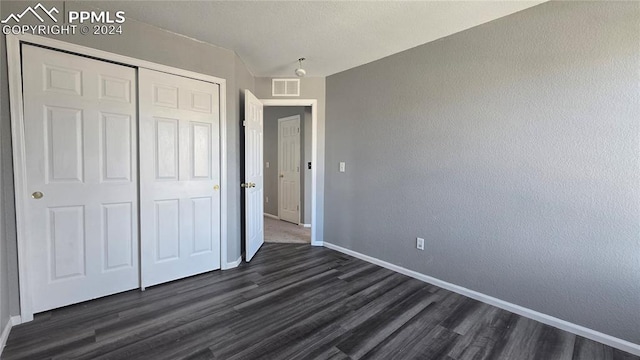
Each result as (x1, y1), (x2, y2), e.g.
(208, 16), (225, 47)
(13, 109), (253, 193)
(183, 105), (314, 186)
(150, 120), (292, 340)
(3, 243), (637, 360)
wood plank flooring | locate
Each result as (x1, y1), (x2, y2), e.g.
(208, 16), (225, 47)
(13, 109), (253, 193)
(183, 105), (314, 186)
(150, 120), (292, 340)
(3, 243), (637, 360)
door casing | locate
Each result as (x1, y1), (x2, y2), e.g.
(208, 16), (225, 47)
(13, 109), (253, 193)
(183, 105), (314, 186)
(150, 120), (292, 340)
(6, 34), (228, 323)
(260, 100), (321, 247)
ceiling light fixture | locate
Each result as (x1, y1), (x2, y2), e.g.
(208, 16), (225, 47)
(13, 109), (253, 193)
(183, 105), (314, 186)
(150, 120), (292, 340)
(295, 58), (306, 77)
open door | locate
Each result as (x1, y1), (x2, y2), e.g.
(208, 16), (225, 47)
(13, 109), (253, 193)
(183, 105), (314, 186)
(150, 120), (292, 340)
(244, 90), (264, 261)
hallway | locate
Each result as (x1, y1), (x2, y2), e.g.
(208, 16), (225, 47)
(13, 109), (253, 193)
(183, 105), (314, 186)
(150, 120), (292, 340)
(264, 216), (310, 244)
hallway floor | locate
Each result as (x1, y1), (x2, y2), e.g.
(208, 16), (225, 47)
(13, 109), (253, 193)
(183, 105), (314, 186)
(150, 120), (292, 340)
(264, 216), (310, 244)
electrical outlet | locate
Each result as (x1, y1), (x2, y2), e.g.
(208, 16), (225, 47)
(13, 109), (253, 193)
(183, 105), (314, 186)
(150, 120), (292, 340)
(265, 196), (269, 203)
(266, 162), (270, 168)
(416, 237), (425, 250)
(339, 162), (346, 172)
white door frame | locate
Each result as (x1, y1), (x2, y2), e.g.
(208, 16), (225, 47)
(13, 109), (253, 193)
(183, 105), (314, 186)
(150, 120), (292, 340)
(260, 100), (321, 247)
(277, 114), (301, 224)
(6, 34), (228, 323)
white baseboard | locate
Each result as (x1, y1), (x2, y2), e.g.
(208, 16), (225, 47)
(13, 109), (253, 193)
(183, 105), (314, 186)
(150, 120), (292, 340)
(0, 316), (20, 357)
(299, 223), (311, 228)
(222, 255), (242, 270)
(229, 255), (242, 268)
(263, 213), (279, 220)
(323, 242), (640, 356)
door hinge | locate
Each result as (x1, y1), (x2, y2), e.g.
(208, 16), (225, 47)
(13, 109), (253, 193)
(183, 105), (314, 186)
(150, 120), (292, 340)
(298, 127), (300, 133)
(297, 205), (299, 211)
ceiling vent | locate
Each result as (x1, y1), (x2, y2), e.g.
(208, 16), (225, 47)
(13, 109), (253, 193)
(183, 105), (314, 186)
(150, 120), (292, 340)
(272, 79), (300, 97)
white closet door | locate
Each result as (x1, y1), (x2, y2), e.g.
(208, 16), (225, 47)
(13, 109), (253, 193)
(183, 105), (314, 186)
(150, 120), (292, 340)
(22, 45), (139, 313)
(139, 69), (221, 288)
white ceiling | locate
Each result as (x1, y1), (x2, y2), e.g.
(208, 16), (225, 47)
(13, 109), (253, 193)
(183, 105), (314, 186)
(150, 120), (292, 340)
(86, 1), (545, 77)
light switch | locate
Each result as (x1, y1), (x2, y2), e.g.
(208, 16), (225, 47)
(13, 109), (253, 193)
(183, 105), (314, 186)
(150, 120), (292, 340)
(339, 162), (346, 173)
(266, 161), (270, 168)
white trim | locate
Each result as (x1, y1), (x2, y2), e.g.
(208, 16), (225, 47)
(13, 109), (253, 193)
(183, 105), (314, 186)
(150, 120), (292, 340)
(6, 35), (32, 323)
(219, 71), (229, 271)
(299, 223), (311, 228)
(7, 34), (229, 321)
(323, 242), (640, 356)
(264, 213), (279, 220)
(277, 114), (301, 224)
(226, 255), (242, 269)
(0, 316), (20, 356)
(260, 99), (321, 247)
(10, 316), (21, 327)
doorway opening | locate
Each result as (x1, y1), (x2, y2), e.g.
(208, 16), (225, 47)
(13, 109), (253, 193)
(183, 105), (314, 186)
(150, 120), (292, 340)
(263, 106), (312, 244)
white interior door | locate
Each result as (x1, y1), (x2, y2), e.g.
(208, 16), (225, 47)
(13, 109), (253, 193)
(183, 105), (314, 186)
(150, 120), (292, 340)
(21, 45), (139, 313)
(139, 69), (221, 288)
(244, 90), (264, 262)
(278, 115), (301, 224)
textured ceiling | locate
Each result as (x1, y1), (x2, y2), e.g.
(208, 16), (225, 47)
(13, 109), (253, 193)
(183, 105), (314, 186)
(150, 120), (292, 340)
(85, 1), (545, 77)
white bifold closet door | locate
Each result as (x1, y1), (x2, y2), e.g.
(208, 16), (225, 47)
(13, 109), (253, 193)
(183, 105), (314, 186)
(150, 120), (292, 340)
(22, 45), (139, 313)
(139, 69), (221, 288)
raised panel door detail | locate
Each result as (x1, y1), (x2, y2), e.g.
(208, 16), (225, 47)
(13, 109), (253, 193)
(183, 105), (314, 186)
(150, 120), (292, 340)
(102, 203), (133, 271)
(46, 106), (84, 183)
(249, 128), (263, 178)
(44, 64), (82, 95)
(101, 113), (131, 182)
(191, 122), (211, 179)
(155, 117), (179, 180)
(192, 197), (213, 254)
(282, 180), (296, 212)
(153, 84), (179, 108)
(188, 91), (212, 113)
(23, 44), (139, 314)
(282, 142), (296, 171)
(140, 68), (220, 287)
(99, 75), (131, 103)
(247, 188), (264, 257)
(155, 199), (180, 261)
(48, 206), (86, 281)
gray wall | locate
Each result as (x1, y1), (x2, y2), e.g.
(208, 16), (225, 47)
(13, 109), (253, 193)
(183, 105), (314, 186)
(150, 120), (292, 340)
(263, 106), (308, 219)
(0, 1), (254, 316)
(255, 77), (325, 237)
(325, 1), (640, 344)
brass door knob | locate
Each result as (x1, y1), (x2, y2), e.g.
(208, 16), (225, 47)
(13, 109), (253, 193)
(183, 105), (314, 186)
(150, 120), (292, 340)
(251, 183), (256, 188)
(279, 174), (284, 178)
(213, 185), (220, 191)
(241, 183), (248, 188)
(32, 191), (43, 199)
